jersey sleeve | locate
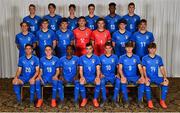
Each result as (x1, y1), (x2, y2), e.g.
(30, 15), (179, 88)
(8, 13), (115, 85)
(115, 55), (119, 66)
(136, 56), (141, 65)
(51, 31), (57, 41)
(15, 35), (19, 44)
(141, 57), (147, 66)
(150, 32), (154, 42)
(91, 31), (95, 41)
(130, 33), (136, 42)
(55, 59), (59, 69)
(70, 31), (75, 41)
(78, 57), (83, 66)
(34, 57), (40, 67)
(107, 30), (111, 40)
(112, 32), (116, 42)
(32, 34), (37, 43)
(158, 56), (164, 67)
(39, 59), (43, 69)
(95, 56), (101, 66)
(59, 58), (63, 68)
(118, 56), (123, 64)
(18, 58), (23, 67)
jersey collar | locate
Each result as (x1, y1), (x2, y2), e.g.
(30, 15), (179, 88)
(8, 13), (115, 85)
(148, 54), (157, 59)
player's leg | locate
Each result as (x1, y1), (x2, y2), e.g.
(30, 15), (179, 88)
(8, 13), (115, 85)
(153, 77), (169, 108)
(79, 77), (87, 107)
(29, 78), (36, 107)
(93, 77), (101, 107)
(35, 77), (45, 108)
(100, 77), (107, 107)
(145, 79), (153, 108)
(74, 80), (80, 108)
(57, 80), (64, 108)
(112, 77), (121, 108)
(136, 76), (145, 108)
(12, 76), (24, 105)
(51, 79), (58, 107)
(121, 77), (129, 108)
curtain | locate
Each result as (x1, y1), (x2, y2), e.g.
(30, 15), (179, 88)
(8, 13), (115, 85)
(0, 0), (180, 78)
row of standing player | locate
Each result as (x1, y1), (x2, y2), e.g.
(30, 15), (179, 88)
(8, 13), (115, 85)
(17, 2), (148, 58)
(12, 41), (169, 109)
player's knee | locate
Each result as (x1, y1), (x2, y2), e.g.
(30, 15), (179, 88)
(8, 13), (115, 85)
(12, 79), (19, 85)
(30, 80), (35, 85)
(145, 81), (150, 86)
(80, 79), (85, 85)
(121, 79), (127, 84)
(163, 81), (169, 86)
(95, 78), (100, 85)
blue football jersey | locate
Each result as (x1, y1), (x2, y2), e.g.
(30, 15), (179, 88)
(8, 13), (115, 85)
(43, 14), (62, 31)
(67, 17), (78, 31)
(104, 14), (121, 34)
(112, 30), (132, 56)
(59, 55), (79, 82)
(36, 29), (56, 57)
(79, 54), (100, 80)
(131, 31), (154, 58)
(15, 32), (36, 57)
(119, 54), (141, 77)
(18, 55), (39, 79)
(56, 29), (74, 57)
(85, 15), (99, 30)
(23, 15), (41, 34)
(40, 56), (59, 80)
(123, 14), (140, 33)
(100, 54), (118, 78)
(142, 55), (164, 78)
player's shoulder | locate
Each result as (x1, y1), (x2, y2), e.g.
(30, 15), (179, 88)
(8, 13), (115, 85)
(94, 15), (99, 19)
(19, 55), (26, 61)
(43, 14), (49, 18)
(155, 54), (162, 60)
(28, 32), (35, 37)
(55, 14), (62, 18)
(23, 15), (29, 20)
(133, 54), (140, 59)
(120, 54), (127, 59)
(99, 54), (105, 59)
(48, 29), (55, 34)
(60, 56), (66, 60)
(93, 54), (99, 58)
(52, 55), (59, 60)
(35, 15), (41, 19)
(32, 55), (39, 61)
(133, 31), (140, 35)
(142, 55), (149, 60)
(112, 54), (118, 58)
(134, 14), (140, 18)
(123, 14), (129, 18)
(73, 55), (79, 59)
(16, 32), (22, 37)
(86, 27), (92, 32)
(40, 56), (46, 61)
(116, 14), (121, 18)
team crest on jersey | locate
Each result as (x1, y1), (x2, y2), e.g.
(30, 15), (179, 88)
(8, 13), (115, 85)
(137, 36), (140, 39)
(35, 19), (38, 23)
(147, 60), (150, 64)
(155, 60), (159, 64)
(146, 35), (149, 39)
(85, 32), (88, 36)
(52, 61), (55, 65)
(48, 34), (50, 38)
(111, 58), (114, 63)
(30, 60), (34, 65)
(72, 60), (75, 64)
(27, 37), (31, 41)
(133, 59), (136, 63)
(125, 35), (128, 39)
(134, 18), (137, 22)
(92, 59), (95, 64)
(39, 34), (42, 38)
(67, 34), (69, 38)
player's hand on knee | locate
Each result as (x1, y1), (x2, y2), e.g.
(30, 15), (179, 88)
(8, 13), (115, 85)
(145, 77), (150, 85)
(95, 77), (100, 85)
(52, 75), (58, 80)
(80, 77), (86, 85)
(121, 76), (127, 83)
(115, 75), (120, 79)
(139, 76), (145, 84)
(163, 77), (169, 86)
(29, 78), (35, 84)
(100, 74), (105, 79)
(12, 77), (18, 84)
(74, 75), (79, 81)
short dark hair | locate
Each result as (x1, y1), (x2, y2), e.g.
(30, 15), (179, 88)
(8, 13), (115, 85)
(29, 4), (36, 8)
(48, 3), (56, 9)
(45, 45), (53, 49)
(86, 42), (93, 47)
(118, 19), (127, 25)
(66, 45), (75, 51)
(125, 41), (134, 48)
(78, 16), (86, 22)
(20, 21), (29, 27)
(69, 4), (76, 10)
(128, 2), (135, 7)
(148, 42), (157, 49)
(61, 17), (68, 23)
(41, 19), (49, 24)
(25, 44), (33, 48)
(96, 17), (105, 24)
(109, 2), (116, 7)
(88, 4), (95, 8)
(139, 19), (147, 25)
(105, 41), (113, 47)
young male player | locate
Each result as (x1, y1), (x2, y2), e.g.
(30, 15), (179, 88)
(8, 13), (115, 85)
(12, 44), (39, 107)
(36, 19), (57, 58)
(118, 41), (145, 108)
(91, 18), (111, 56)
(142, 43), (169, 109)
(85, 4), (99, 30)
(67, 4), (78, 31)
(79, 42), (101, 107)
(56, 18), (74, 58)
(131, 19), (154, 59)
(15, 22), (36, 57)
(105, 2), (121, 34)
(73, 16), (92, 56)
(44, 3), (62, 31)
(99, 42), (120, 107)
(123, 2), (140, 33)
(58, 45), (80, 108)
(23, 4), (41, 34)
(35, 45), (60, 108)
(112, 19), (131, 57)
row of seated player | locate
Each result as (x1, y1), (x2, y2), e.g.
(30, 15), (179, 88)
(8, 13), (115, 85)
(16, 18), (153, 59)
(23, 2), (140, 33)
(12, 42), (169, 109)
